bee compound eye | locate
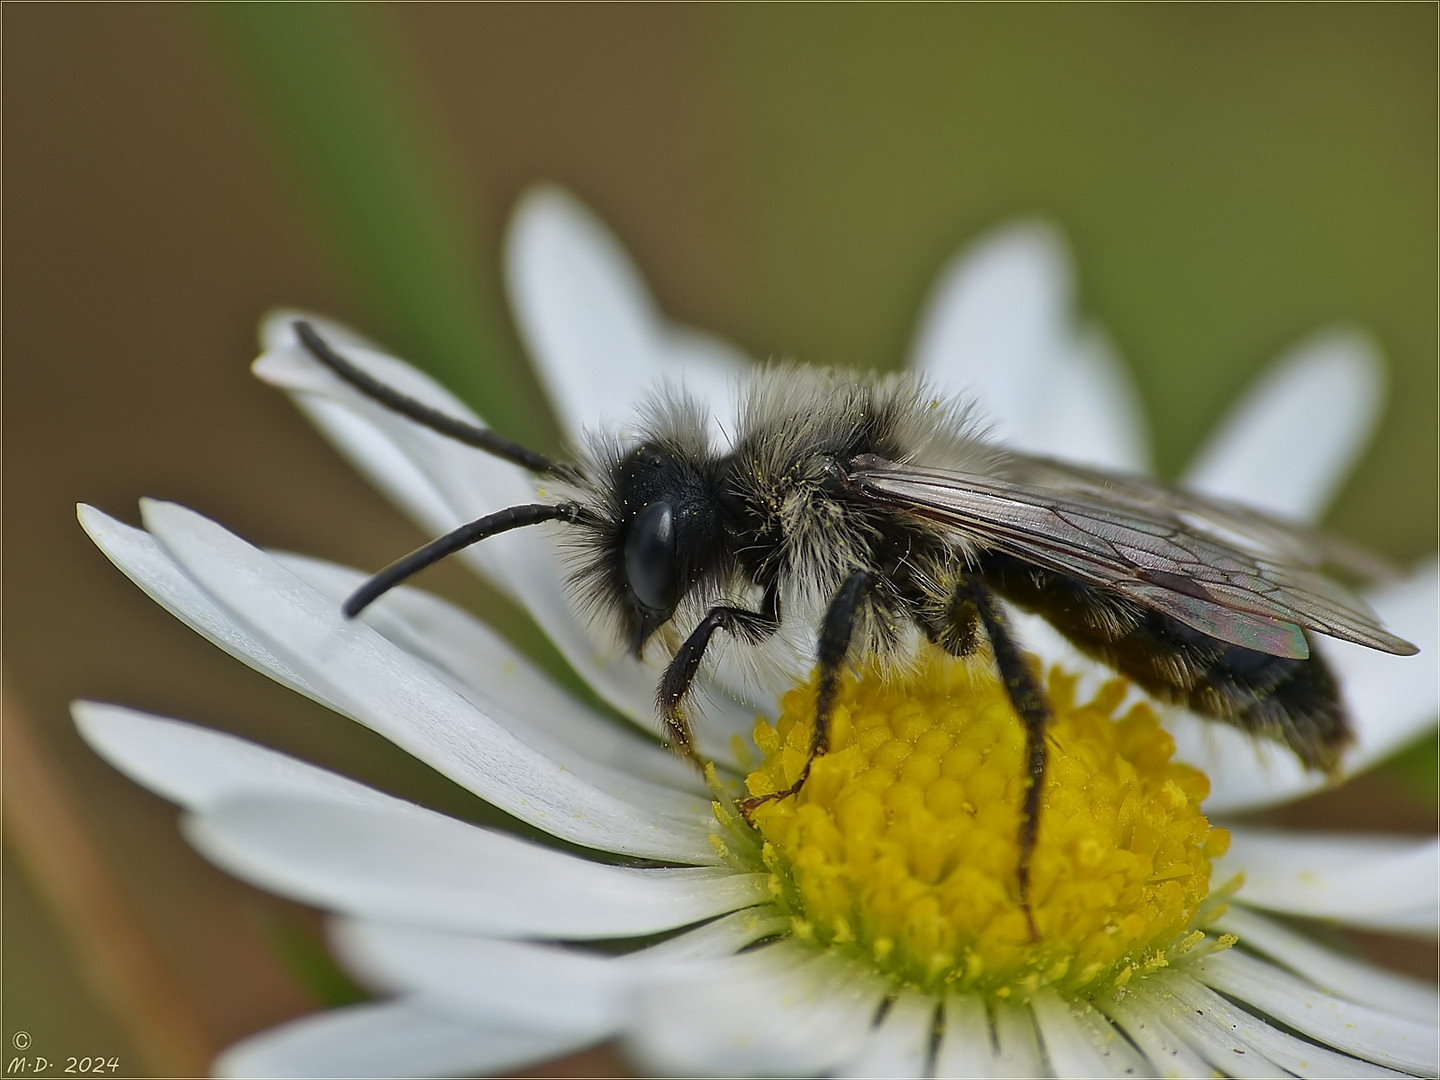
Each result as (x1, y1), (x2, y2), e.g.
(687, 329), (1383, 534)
(625, 500), (678, 614)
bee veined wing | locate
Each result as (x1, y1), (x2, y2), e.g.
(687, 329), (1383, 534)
(1005, 454), (1400, 579)
(844, 455), (1418, 659)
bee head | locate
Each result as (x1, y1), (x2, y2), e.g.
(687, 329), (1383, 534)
(601, 442), (726, 657)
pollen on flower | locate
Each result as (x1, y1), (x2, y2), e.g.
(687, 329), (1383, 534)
(741, 650), (1227, 997)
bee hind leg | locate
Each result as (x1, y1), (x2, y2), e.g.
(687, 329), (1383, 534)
(740, 569), (876, 823)
(933, 576), (1049, 941)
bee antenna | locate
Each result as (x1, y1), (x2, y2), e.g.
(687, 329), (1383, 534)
(344, 502), (590, 617)
(292, 320), (578, 481)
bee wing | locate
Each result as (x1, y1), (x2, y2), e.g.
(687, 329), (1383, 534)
(845, 455), (1418, 659)
(1006, 455), (1399, 579)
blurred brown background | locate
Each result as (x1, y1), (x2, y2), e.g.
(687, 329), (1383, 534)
(5, 6), (1435, 1076)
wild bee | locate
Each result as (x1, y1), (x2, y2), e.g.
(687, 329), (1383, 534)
(293, 321), (1417, 915)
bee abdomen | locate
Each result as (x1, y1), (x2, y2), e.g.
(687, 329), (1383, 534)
(978, 554), (1352, 773)
(1118, 616), (1348, 773)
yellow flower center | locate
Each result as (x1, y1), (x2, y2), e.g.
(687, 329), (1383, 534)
(741, 650), (1229, 997)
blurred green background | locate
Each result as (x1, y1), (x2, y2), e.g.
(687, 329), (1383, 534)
(5, 6), (1435, 1076)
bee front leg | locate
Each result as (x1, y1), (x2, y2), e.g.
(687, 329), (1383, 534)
(740, 568), (876, 820)
(937, 575), (1049, 939)
(659, 584), (780, 766)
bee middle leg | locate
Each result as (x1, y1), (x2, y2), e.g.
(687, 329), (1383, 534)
(928, 575), (1048, 939)
(740, 568), (877, 820)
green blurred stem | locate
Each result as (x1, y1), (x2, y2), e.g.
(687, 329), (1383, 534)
(1381, 731), (1439, 801)
(199, 3), (555, 446)
(262, 909), (370, 1009)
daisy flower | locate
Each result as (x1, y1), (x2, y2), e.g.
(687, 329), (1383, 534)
(75, 189), (1438, 1078)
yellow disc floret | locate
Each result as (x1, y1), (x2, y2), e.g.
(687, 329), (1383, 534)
(742, 650), (1229, 997)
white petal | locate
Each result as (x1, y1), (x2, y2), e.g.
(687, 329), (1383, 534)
(629, 908), (791, 968)
(505, 185), (748, 446)
(1326, 558), (1439, 767)
(1215, 906), (1439, 1024)
(74, 703), (389, 812)
(80, 506), (699, 822)
(1097, 994), (1217, 1080)
(836, 993), (935, 1079)
(333, 921), (629, 1036)
(1179, 557), (1437, 814)
(1139, 975), (1288, 1079)
(77, 505), (328, 707)
(1031, 988), (1149, 1077)
(140, 500), (715, 860)
(989, 1000), (1049, 1078)
(1155, 970), (1400, 1079)
(1184, 330), (1384, 521)
(1219, 828), (1438, 930)
(338, 914), (806, 1042)
(1195, 950), (1437, 1074)
(625, 944), (885, 1076)
(75, 708), (738, 963)
(254, 329), (571, 627)
(933, 998), (1051, 1079)
(1162, 971), (1419, 1078)
(909, 221), (1148, 471)
(1165, 713), (1309, 815)
(274, 551), (706, 800)
(335, 910), (795, 1044)
(934, 995), (1004, 1078)
(259, 309), (385, 354)
(187, 794), (763, 938)
(286, 392), (465, 539)
(667, 324), (749, 427)
(214, 996), (589, 1079)
(261, 344), (638, 744)
(255, 334), (537, 534)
